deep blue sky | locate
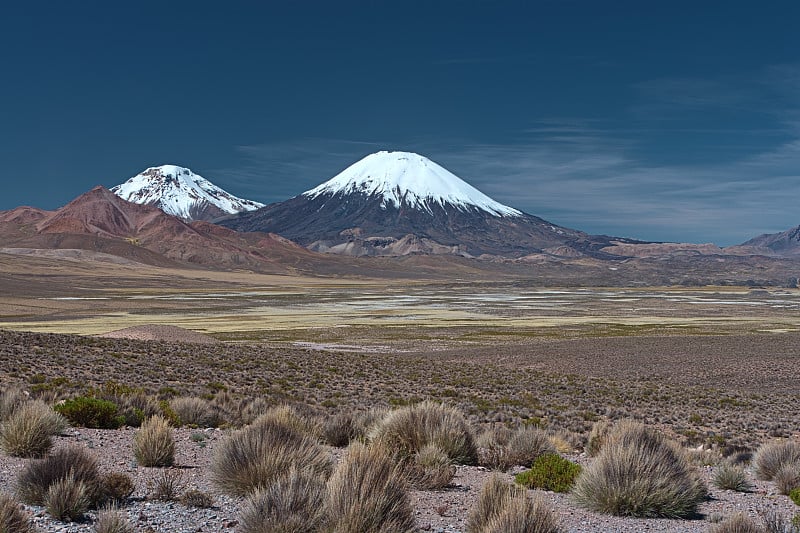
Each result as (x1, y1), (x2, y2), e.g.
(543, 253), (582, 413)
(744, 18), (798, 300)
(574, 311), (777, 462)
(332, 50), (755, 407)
(2, 1), (799, 245)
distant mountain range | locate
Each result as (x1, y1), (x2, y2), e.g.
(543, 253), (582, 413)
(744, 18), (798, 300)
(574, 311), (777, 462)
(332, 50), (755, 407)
(0, 151), (799, 285)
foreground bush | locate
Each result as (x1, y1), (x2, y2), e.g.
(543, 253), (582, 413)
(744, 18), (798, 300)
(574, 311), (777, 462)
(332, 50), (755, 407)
(753, 440), (800, 481)
(0, 400), (66, 457)
(505, 426), (556, 467)
(17, 445), (102, 506)
(133, 415), (175, 467)
(325, 442), (415, 533)
(322, 412), (358, 447)
(406, 442), (456, 490)
(212, 415), (331, 496)
(515, 453), (581, 493)
(238, 467), (327, 533)
(467, 473), (561, 533)
(0, 492), (34, 533)
(169, 397), (220, 428)
(54, 396), (123, 429)
(713, 463), (753, 492)
(773, 462), (800, 495)
(95, 506), (135, 533)
(368, 401), (477, 465)
(572, 421), (707, 518)
(44, 477), (89, 522)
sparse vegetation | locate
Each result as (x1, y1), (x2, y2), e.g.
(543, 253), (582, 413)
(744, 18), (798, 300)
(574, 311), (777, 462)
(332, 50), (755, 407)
(774, 462), (800, 495)
(0, 492), (34, 533)
(325, 442), (415, 533)
(572, 420), (707, 518)
(133, 415), (175, 467)
(211, 414), (331, 496)
(54, 396), (124, 429)
(713, 463), (753, 492)
(0, 399), (66, 457)
(754, 440), (800, 481)
(149, 469), (183, 501)
(44, 477), (90, 522)
(709, 512), (762, 533)
(181, 488), (215, 509)
(98, 472), (136, 505)
(238, 467), (327, 533)
(94, 506), (135, 533)
(169, 396), (220, 428)
(368, 401), (478, 465)
(467, 473), (561, 533)
(16, 445), (102, 507)
(514, 453), (581, 493)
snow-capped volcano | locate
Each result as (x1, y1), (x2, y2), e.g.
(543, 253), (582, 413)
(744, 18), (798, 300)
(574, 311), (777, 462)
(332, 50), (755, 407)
(219, 150), (627, 258)
(303, 151), (521, 217)
(111, 165), (264, 221)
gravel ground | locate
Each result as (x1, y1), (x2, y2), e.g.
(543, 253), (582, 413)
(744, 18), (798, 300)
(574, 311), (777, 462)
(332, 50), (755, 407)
(1, 428), (797, 532)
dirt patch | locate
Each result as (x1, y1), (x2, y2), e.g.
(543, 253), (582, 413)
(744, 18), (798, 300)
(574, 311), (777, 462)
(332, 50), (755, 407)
(96, 324), (220, 344)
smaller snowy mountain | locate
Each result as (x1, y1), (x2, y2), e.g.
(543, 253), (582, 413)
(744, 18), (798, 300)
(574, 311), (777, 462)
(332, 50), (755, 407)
(111, 165), (264, 222)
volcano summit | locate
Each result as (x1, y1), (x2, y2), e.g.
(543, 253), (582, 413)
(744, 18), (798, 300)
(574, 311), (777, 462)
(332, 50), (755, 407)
(219, 151), (625, 258)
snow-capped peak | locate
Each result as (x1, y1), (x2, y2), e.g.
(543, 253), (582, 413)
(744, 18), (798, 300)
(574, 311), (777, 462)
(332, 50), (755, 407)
(302, 151), (522, 217)
(111, 165), (264, 221)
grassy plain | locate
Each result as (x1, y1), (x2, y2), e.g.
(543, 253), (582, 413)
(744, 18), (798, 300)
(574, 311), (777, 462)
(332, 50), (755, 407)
(1, 254), (799, 455)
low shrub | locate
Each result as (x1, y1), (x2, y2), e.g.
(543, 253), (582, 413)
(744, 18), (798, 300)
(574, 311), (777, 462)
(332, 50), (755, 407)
(17, 445), (102, 506)
(169, 397), (220, 428)
(0, 492), (34, 533)
(0, 400), (66, 457)
(94, 506), (135, 533)
(44, 477), (90, 522)
(149, 469), (183, 501)
(181, 489), (214, 509)
(368, 401), (478, 465)
(572, 420), (707, 518)
(708, 512), (762, 533)
(54, 397), (123, 429)
(753, 440), (800, 481)
(790, 487), (800, 506)
(99, 472), (135, 504)
(774, 462), (800, 495)
(467, 473), (561, 533)
(133, 415), (175, 467)
(325, 442), (415, 533)
(713, 463), (753, 492)
(504, 426), (556, 467)
(211, 415), (331, 496)
(407, 443), (455, 490)
(515, 453), (581, 493)
(322, 412), (358, 447)
(238, 468), (327, 533)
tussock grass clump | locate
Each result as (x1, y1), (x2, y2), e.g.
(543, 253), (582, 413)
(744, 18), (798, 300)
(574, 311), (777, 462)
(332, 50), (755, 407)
(322, 412), (358, 447)
(212, 415), (331, 496)
(181, 488), (214, 509)
(0, 492), (34, 533)
(773, 462), (800, 495)
(505, 426), (556, 467)
(368, 401), (478, 465)
(572, 420), (707, 518)
(44, 477), (90, 522)
(514, 453), (581, 493)
(0, 399), (67, 457)
(94, 506), (135, 533)
(713, 463), (753, 492)
(149, 469), (183, 501)
(0, 387), (28, 421)
(238, 467), (327, 533)
(466, 473), (561, 533)
(133, 415), (175, 467)
(586, 420), (611, 457)
(255, 405), (321, 438)
(17, 445), (102, 506)
(407, 443), (456, 490)
(54, 396), (123, 429)
(753, 440), (800, 481)
(169, 397), (220, 428)
(98, 472), (135, 504)
(708, 512), (762, 533)
(325, 442), (415, 533)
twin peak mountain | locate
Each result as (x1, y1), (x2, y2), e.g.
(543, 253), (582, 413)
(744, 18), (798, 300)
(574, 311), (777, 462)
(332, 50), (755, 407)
(112, 151), (628, 259)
